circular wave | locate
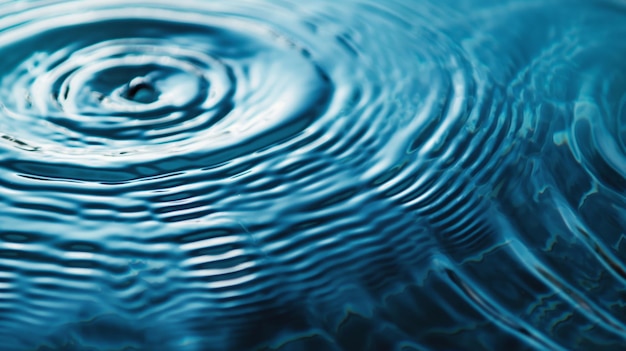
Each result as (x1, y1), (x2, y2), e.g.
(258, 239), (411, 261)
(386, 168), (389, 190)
(0, 2), (331, 176)
(0, 0), (626, 351)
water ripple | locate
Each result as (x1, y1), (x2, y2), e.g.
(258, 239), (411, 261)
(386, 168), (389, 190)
(1, 0), (626, 350)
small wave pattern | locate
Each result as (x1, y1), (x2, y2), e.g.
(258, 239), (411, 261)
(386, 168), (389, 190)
(1, 0), (625, 350)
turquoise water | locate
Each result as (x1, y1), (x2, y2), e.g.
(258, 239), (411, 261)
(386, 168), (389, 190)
(0, 0), (625, 350)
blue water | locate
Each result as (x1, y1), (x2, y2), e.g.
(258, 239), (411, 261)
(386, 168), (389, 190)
(0, 0), (625, 350)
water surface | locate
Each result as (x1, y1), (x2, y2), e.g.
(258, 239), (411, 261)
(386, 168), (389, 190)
(1, 0), (626, 350)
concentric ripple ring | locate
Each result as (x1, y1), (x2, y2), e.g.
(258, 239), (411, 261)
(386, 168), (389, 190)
(0, 2), (332, 179)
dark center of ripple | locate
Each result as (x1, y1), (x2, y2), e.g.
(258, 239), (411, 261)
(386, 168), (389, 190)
(102, 67), (163, 104)
(122, 78), (158, 104)
(75, 62), (206, 115)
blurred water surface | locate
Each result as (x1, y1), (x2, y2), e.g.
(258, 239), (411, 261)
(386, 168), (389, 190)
(1, 0), (626, 350)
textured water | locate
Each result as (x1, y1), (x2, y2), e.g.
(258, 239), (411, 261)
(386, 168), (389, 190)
(0, 0), (625, 350)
